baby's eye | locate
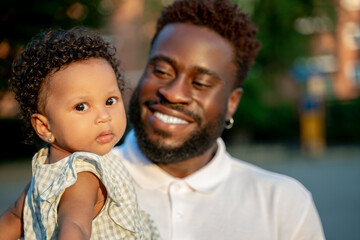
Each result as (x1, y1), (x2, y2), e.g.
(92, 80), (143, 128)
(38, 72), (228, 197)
(106, 97), (117, 106)
(75, 103), (89, 111)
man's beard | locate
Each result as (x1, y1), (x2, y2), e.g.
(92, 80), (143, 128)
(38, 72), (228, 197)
(129, 86), (226, 164)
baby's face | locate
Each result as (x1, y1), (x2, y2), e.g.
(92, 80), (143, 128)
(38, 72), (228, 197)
(43, 57), (126, 156)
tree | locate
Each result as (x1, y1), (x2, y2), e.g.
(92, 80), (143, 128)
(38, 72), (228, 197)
(224, 0), (336, 142)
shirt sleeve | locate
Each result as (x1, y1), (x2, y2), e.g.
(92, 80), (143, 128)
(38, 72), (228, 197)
(290, 195), (325, 240)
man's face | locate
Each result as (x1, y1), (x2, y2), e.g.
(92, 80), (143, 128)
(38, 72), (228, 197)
(129, 23), (240, 163)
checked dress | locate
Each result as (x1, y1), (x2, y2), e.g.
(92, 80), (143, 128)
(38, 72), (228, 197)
(23, 147), (160, 239)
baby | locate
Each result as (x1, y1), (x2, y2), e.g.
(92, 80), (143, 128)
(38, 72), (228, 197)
(0, 27), (160, 239)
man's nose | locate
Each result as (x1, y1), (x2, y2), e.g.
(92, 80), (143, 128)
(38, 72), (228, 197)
(158, 75), (192, 104)
(96, 107), (112, 123)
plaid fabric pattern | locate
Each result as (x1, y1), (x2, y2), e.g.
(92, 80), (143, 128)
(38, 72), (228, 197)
(23, 147), (161, 239)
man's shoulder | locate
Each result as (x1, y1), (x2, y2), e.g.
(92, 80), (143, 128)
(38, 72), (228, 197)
(112, 144), (128, 159)
(227, 155), (311, 198)
(112, 145), (124, 155)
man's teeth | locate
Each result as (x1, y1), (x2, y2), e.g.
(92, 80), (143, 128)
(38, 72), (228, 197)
(154, 112), (188, 124)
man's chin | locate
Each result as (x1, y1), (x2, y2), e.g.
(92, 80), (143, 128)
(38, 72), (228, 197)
(133, 122), (219, 164)
(146, 134), (187, 150)
(150, 127), (189, 146)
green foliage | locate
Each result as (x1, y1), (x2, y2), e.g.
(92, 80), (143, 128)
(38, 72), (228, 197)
(225, 0), (336, 143)
(326, 98), (360, 144)
(233, 0), (335, 72)
(232, 71), (299, 142)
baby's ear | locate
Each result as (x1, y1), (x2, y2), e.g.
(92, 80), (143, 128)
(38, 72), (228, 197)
(31, 113), (54, 143)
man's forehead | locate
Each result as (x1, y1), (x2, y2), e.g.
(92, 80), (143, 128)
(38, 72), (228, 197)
(150, 23), (234, 64)
(152, 23), (232, 51)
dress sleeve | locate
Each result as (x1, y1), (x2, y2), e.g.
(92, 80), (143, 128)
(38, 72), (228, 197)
(36, 152), (121, 202)
(26, 152), (108, 239)
(138, 209), (162, 240)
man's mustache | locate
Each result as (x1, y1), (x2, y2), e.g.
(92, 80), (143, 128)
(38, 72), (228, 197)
(145, 98), (202, 125)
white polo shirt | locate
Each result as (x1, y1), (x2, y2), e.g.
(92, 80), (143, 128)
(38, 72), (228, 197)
(112, 130), (325, 240)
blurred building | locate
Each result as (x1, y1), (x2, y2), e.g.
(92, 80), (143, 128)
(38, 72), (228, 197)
(335, 0), (360, 99)
(292, 0), (360, 153)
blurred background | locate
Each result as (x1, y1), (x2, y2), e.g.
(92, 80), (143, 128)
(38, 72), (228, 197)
(0, 0), (359, 239)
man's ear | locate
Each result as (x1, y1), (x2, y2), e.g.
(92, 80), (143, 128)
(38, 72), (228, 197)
(227, 88), (243, 118)
(31, 113), (53, 143)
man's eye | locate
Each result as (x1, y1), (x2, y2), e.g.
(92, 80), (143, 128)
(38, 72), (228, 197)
(106, 97), (117, 106)
(193, 81), (211, 89)
(154, 68), (168, 76)
(75, 103), (89, 111)
(153, 65), (174, 79)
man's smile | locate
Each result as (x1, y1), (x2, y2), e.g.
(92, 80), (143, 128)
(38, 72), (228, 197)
(154, 111), (188, 124)
(145, 99), (201, 125)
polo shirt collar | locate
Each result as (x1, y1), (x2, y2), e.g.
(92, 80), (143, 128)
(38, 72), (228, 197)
(122, 130), (231, 193)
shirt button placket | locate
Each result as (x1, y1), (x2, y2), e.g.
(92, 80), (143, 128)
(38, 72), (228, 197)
(169, 181), (187, 239)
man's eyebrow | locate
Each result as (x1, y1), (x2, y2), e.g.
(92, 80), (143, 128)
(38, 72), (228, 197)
(193, 66), (221, 80)
(149, 54), (176, 66)
(149, 54), (221, 80)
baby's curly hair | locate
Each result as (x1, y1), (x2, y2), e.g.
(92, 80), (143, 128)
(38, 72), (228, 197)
(151, 0), (261, 88)
(10, 26), (124, 144)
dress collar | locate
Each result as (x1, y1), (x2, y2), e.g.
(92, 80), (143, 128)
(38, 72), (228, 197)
(121, 130), (231, 193)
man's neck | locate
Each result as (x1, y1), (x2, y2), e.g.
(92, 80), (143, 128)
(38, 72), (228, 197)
(156, 142), (218, 178)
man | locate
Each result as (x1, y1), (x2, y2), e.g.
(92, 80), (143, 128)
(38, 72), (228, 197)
(112, 0), (325, 239)
(0, 0), (325, 239)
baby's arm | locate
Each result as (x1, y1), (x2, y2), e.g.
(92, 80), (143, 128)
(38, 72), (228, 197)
(57, 171), (102, 240)
(0, 183), (29, 240)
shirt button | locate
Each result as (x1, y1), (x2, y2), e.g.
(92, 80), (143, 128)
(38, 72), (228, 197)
(170, 182), (183, 192)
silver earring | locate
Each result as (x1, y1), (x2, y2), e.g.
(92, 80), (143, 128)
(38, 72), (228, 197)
(48, 137), (52, 142)
(225, 117), (234, 129)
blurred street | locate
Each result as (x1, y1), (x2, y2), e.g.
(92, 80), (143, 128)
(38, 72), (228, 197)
(0, 145), (359, 240)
